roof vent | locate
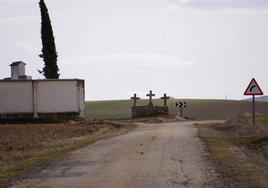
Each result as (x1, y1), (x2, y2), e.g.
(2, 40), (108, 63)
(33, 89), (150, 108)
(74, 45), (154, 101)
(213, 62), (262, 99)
(7, 61), (32, 80)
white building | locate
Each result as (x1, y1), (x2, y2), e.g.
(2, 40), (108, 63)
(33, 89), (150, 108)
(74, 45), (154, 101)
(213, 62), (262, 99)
(0, 62), (85, 122)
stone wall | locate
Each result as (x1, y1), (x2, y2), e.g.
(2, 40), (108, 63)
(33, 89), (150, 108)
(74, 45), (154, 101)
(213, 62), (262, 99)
(0, 79), (85, 122)
(132, 105), (169, 118)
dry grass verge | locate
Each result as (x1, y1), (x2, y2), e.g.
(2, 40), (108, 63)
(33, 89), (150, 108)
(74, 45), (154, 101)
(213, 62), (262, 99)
(197, 116), (268, 188)
(0, 121), (136, 188)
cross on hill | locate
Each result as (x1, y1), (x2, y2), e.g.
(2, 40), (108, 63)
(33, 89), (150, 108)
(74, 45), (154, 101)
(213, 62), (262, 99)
(131, 93), (140, 106)
(146, 90), (155, 105)
(161, 93), (170, 106)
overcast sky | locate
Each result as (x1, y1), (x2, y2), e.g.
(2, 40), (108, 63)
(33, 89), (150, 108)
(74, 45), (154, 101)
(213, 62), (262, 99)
(1, 0), (268, 100)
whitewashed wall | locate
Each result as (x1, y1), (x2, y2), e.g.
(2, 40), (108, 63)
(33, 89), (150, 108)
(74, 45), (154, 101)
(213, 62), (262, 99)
(0, 80), (85, 118)
(0, 82), (33, 113)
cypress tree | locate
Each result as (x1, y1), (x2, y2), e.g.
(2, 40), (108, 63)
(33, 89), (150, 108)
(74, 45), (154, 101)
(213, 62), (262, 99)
(39, 0), (59, 79)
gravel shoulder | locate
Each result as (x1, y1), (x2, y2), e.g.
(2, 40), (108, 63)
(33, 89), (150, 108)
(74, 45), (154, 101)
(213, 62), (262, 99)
(11, 122), (223, 188)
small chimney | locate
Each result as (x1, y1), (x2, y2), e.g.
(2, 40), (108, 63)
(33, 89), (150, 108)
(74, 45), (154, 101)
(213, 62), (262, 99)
(9, 61), (32, 80)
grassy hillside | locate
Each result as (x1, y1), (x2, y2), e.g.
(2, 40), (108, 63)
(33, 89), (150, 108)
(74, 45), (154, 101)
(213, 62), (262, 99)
(85, 99), (268, 120)
(244, 95), (268, 102)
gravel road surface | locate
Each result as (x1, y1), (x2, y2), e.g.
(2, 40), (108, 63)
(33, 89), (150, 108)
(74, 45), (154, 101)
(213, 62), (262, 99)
(12, 121), (221, 188)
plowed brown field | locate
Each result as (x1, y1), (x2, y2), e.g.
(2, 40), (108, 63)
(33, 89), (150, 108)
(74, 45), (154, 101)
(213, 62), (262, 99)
(0, 121), (117, 151)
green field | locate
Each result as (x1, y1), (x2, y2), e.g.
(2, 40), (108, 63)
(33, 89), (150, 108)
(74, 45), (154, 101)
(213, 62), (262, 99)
(85, 99), (268, 120)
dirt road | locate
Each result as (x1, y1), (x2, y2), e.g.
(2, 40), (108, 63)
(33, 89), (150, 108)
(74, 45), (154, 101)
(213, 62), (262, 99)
(12, 122), (221, 188)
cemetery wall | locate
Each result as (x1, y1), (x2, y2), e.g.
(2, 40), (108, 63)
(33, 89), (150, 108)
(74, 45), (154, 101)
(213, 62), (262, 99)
(0, 79), (85, 122)
(132, 105), (169, 118)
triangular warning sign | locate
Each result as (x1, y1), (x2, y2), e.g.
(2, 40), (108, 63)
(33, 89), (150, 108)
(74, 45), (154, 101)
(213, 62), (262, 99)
(244, 78), (263, 96)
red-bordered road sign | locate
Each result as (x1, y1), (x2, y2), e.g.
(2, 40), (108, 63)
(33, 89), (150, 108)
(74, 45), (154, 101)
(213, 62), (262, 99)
(244, 78), (264, 96)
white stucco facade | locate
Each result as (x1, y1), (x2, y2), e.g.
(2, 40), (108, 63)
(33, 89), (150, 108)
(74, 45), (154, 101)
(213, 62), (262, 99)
(0, 81), (33, 113)
(0, 79), (85, 119)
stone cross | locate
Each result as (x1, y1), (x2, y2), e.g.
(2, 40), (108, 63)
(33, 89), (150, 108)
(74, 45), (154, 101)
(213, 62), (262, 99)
(131, 93), (140, 106)
(161, 93), (170, 106)
(146, 90), (155, 105)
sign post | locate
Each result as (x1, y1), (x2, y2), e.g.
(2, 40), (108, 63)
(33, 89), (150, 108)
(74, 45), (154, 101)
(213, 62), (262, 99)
(252, 95), (255, 126)
(244, 78), (263, 126)
(176, 102), (186, 118)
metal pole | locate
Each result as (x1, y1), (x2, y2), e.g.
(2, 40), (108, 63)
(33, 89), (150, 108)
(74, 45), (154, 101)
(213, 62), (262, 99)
(252, 95), (256, 126)
(180, 108), (183, 118)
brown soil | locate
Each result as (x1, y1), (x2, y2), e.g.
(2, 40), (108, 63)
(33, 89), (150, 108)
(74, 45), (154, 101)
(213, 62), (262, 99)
(0, 121), (119, 152)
